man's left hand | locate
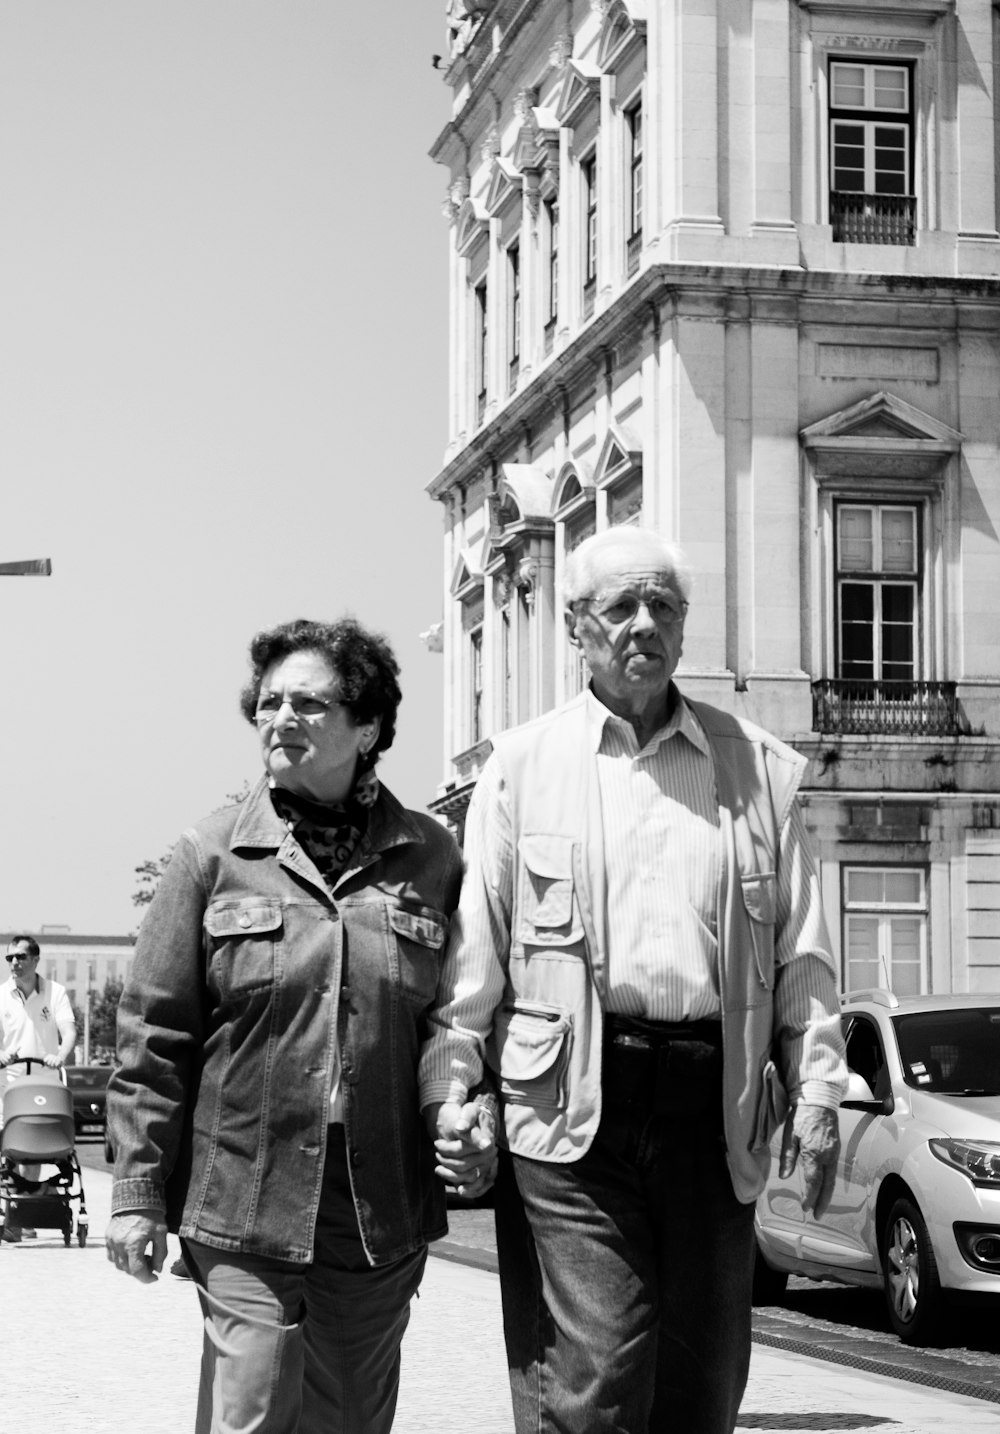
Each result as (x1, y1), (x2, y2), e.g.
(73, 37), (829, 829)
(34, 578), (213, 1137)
(779, 1104), (840, 1218)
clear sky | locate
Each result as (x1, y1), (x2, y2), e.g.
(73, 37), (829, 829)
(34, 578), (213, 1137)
(0, 3), (455, 934)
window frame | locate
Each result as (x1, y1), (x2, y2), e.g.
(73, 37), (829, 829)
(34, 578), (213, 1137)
(507, 243), (521, 391)
(581, 149), (598, 315)
(827, 58), (916, 242)
(841, 863), (929, 997)
(835, 501), (921, 683)
(473, 278), (489, 425)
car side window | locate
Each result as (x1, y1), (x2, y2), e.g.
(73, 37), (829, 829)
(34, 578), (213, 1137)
(844, 1016), (888, 1100)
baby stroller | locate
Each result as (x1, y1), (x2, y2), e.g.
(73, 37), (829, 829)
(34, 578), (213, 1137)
(1, 1057), (89, 1246)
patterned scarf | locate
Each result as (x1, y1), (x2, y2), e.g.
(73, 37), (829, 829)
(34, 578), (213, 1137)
(270, 767), (379, 893)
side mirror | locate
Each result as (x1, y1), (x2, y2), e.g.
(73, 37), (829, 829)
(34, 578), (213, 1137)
(840, 1070), (893, 1115)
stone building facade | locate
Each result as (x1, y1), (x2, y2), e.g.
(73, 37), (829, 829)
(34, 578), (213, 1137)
(426, 0), (1000, 997)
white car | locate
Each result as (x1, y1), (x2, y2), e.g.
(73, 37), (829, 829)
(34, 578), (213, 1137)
(754, 991), (1000, 1344)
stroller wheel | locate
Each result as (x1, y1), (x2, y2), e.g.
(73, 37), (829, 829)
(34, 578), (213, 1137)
(63, 1228), (71, 1247)
(77, 1222), (88, 1247)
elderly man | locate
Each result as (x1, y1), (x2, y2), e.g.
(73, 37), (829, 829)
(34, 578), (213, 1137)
(420, 527), (847, 1434)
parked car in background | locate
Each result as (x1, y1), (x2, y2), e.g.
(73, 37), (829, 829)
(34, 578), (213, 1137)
(754, 991), (1000, 1344)
(65, 1065), (111, 1139)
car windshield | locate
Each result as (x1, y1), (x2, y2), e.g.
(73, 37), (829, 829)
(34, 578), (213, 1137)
(67, 1068), (111, 1090)
(892, 1008), (1000, 1095)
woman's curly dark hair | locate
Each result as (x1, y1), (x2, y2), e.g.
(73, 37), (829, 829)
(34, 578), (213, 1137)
(239, 617), (401, 766)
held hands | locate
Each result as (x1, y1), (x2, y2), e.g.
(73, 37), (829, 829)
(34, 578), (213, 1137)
(779, 1103), (840, 1219)
(425, 1099), (499, 1199)
(105, 1210), (169, 1285)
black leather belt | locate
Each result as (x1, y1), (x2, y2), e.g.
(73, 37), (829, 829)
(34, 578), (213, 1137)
(602, 1014), (723, 1119)
(604, 1013), (723, 1050)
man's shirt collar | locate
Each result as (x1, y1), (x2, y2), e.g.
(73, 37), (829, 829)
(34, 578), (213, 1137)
(583, 683), (710, 758)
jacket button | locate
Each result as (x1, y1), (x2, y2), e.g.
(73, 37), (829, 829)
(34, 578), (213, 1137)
(238, 913), (252, 928)
(351, 1150), (362, 1167)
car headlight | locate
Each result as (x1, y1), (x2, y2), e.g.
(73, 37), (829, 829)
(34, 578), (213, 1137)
(929, 1138), (1000, 1188)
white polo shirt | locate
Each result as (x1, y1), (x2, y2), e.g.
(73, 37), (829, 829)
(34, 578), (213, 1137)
(0, 975), (76, 1069)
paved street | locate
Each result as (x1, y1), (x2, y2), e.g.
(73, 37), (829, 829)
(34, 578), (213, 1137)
(3, 1161), (998, 1432)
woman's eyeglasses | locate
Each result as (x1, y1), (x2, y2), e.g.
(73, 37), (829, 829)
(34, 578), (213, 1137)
(254, 692), (344, 725)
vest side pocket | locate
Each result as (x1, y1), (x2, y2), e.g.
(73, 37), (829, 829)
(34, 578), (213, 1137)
(492, 999), (571, 1110)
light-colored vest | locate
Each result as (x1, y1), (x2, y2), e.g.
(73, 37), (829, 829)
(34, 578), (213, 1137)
(486, 692), (805, 1204)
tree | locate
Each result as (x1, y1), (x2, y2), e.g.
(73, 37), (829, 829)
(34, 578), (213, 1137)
(88, 977), (124, 1057)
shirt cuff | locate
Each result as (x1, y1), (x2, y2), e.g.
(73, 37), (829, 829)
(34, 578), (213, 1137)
(419, 1078), (472, 1111)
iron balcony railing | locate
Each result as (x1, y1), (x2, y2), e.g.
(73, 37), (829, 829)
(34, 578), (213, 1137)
(830, 191), (916, 246)
(812, 679), (960, 737)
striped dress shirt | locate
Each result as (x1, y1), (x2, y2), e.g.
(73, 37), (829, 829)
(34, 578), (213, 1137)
(419, 689), (845, 1112)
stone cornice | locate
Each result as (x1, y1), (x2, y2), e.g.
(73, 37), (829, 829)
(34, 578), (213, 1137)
(426, 263), (1000, 501)
(797, 0), (953, 16)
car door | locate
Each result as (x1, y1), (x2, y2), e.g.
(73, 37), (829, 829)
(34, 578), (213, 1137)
(798, 1014), (885, 1274)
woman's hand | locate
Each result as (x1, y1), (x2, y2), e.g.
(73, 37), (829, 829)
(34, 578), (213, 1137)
(105, 1210), (170, 1284)
(425, 1099), (498, 1198)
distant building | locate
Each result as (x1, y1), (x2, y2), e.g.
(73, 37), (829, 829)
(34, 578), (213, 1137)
(426, 1), (1000, 997)
(0, 930), (133, 1009)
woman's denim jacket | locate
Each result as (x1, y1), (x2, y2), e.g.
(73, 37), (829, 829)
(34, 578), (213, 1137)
(109, 777), (462, 1266)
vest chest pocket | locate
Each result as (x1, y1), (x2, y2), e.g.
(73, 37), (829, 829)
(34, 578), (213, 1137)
(517, 835), (583, 948)
(389, 906), (447, 1005)
(741, 873), (777, 993)
(204, 898), (282, 997)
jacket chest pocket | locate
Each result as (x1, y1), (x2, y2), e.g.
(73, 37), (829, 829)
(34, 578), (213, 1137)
(741, 873), (777, 995)
(517, 835), (583, 948)
(204, 897), (283, 998)
(390, 906), (447, 1005)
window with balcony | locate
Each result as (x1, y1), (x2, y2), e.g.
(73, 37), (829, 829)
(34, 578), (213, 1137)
(544, 199), (559, 353)
(507, 244), (520, 392)
(582, 152), (598, 317)
(626, 99), (643, 275)
(802, 392), (963, 740)
(815, 500), (955, 735)
(829, 60), (914, 245)
(474, 280), (488, 425)
(843, 865), (927, 996)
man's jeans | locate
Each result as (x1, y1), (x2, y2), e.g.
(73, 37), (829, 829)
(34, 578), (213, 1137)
(184, 1127), (426, 1434)
(496, 1026), (756, 1434)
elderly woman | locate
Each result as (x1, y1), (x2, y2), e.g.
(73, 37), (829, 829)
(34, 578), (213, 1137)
(105, 618), (494, 1434)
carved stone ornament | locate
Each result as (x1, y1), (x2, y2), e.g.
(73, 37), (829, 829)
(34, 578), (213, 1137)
(514, 87), (539, 121)
(481, 123), (501, 164)
(446, 0), (482, 59)
(516, 556), (541, 606)
(549, 32), (573, 69)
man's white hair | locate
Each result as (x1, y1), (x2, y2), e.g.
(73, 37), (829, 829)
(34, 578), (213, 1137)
(562, 527), (693, 607)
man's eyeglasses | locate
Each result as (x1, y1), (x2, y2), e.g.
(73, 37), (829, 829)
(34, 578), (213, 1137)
(579, 594), (689, 627)
(254, 691), (343, 725)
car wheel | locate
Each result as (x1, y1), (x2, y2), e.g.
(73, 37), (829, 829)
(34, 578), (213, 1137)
(881, 1196), (943, 1344)
(751, 1245), (789, 1305)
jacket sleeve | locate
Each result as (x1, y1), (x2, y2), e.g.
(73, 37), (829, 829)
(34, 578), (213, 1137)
(418, 755), (513, 1109)
(771, 800), (848, 1109)
(108, 833), (208, 1215)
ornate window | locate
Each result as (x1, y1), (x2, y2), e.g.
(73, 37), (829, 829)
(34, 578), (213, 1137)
(801, 392), (963, 737)
(582, 151), (599, 318)
(594, 425), (643, 527)
(544, 199), (559, 351)
(474, 280), (489, 425)
(625, 98), (643, 275)
(507, 243), (521, 391)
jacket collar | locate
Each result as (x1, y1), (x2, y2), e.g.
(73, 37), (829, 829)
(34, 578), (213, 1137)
(229, 775), (426, 860)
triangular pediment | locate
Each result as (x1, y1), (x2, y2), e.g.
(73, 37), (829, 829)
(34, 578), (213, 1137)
(594, 424), (642, 485)
(556, 61), (601, 127)
(455, 197), (490, 258)
(450, 544), (486, 598)
(598, 1), (647, 72)
(485, 158), (523, 219)
(801, 392), (963, 448)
